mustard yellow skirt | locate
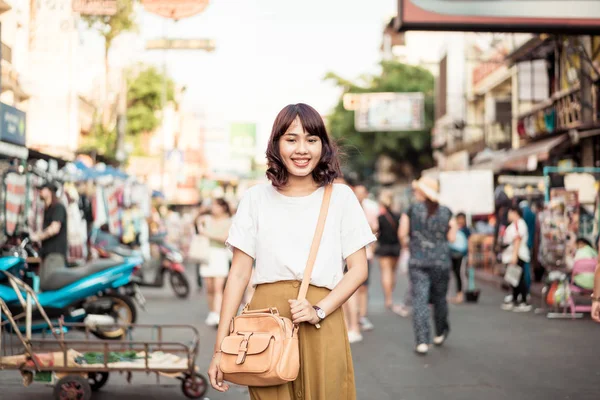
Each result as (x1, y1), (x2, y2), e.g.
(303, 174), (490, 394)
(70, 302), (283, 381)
(247, 281), (356, 400)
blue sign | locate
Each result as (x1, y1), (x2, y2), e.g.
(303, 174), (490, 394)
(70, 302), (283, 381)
(0, 103), (26, 146)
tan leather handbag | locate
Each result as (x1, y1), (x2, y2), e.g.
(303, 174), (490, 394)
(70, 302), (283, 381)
(219, 184), (333, 387)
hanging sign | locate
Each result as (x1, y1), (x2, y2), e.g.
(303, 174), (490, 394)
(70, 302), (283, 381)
(72, 0), (118, 16)
(141, 0), (209, 20)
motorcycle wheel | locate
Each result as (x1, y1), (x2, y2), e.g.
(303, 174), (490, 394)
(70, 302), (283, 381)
(89, 293), (137, 340)
(170, 270), (190, 299)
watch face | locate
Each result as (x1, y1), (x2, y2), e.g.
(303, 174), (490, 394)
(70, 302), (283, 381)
(316, 308), (326, 319)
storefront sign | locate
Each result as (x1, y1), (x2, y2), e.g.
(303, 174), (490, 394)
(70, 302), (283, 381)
(146, 38), (215, 51)
(352, 92), (425, 132)
(141, 0), (209, 20)
(230, 123), (256, 158)
(72, 0), (118, 16)
(0, 103), (26, 147)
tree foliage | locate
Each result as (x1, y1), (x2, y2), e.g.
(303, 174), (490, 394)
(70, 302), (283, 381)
(126, 65), (175, 137)
(78, 120), (119, 162)
(324, 61), (435, 182)
(82, 0), (137, 58)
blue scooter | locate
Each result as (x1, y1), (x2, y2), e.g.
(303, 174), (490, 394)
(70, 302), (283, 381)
(0, 234), (146, 340)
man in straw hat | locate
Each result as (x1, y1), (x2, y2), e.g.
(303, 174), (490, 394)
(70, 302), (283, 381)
(399, 176), (457, 355)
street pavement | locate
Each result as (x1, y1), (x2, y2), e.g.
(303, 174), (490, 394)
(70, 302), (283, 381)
(1, 261), (599, 400)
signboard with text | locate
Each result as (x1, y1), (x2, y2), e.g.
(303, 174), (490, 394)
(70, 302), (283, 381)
(72, 0), (118, 16)
(230, 123), (256, 158)
(346, 92), (425, 132)
(146, 38), (216, 51)
(0, 103), (26, 147)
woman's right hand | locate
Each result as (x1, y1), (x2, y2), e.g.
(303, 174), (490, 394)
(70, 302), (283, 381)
(208, 352), (229, 392)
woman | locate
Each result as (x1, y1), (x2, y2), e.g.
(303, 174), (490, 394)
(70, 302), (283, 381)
(399, 176), (457, 355)
(198, 198), (233, 327)
(208, 103), (376, 399)
(375, 190), (404, 315)
(500, 205), (532, 312)
(449, 212), (470, 304)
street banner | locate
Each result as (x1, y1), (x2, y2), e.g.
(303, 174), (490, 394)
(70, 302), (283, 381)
(141, 0), (209, 20)
(439, 170), (495, 215)
(72, 0), (118, 16)
(346, 92), (425, 132)
(230, 123), (256, 158)
(146, 39), (216, 51)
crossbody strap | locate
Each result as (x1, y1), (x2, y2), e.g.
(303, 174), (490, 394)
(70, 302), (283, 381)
(297, 184), (333, 301)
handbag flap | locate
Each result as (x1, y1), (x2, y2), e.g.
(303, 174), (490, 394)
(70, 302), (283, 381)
(221, 333), (273, 356)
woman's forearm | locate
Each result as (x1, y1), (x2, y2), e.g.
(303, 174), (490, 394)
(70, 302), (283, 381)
(213, 251), (253, 353)
(315, 249), (368, 317)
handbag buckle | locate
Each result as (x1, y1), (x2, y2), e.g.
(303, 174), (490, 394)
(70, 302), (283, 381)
(236, 332), (253, 365)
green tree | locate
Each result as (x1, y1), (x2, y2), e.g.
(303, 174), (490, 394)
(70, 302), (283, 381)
(126, 65), (175, 138)
(79, 66), (175, 161)
(324, 61), (435, 182)
(82, 0), (137, 126)
(78, 117), (119, 162)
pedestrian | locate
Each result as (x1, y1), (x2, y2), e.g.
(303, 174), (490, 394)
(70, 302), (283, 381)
(76, 181), (94, 260)
(449, 212), (470, 304)
(208, 103), (376, 399)
(592, 256), (600, 323)
(31, 182), (68, 263)
(352, 184), (379, 333)
(198, 198), (232, 327)
(399, 176), (457, 355)
(375, 189), (405, 315)
(193, 202), (212, 289)
(500, 205), (532, 312)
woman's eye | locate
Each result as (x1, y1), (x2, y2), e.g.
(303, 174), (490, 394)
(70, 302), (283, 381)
(286, 139), (296, 143)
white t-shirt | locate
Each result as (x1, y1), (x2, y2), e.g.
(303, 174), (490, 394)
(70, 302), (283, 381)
(226, 183), (377, 290)
(502, 218), (531, 264)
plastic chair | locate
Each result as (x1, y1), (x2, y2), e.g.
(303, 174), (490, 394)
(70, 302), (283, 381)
(567, 258), (597, 318)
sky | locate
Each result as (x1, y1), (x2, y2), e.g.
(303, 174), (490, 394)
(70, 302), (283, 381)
(91, 0), (398, 154)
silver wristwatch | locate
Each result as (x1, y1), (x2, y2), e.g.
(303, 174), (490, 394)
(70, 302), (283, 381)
(313, 306), (326, 321)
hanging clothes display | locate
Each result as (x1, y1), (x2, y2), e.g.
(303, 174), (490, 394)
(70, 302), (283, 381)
(65, 184), (85, 262)
(4, 172), (27, 236)
(94, 186), (109, 228)
(27, 174), (45, 233)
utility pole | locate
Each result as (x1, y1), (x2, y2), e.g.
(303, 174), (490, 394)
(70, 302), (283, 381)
(141, 0), (214, 195)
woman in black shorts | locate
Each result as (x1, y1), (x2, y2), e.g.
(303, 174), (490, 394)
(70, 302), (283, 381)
(375, 190), (404, 315)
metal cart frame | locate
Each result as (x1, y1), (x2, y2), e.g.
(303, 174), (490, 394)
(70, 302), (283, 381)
(0, 270), (208, 399)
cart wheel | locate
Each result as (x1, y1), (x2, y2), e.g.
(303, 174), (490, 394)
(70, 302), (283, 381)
(53, 375), (92, 400)
(170, 270), (190, 299)
(181, 373), (208, 399)
(88, 372), (109, 392)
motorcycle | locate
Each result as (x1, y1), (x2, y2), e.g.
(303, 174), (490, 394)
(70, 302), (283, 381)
(0, 234), (146, 340)
(93, 231), (190, 299)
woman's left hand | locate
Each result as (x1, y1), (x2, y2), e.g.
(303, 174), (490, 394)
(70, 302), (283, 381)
(289, 299), (319, 325)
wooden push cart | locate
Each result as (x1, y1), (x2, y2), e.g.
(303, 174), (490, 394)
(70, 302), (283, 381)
(0, 270), (208, 399)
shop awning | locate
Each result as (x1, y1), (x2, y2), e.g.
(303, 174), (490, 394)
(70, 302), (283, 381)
(501, 134), (568, 172)
(470, 148), (508, 173)
(0, 140), (28, 159)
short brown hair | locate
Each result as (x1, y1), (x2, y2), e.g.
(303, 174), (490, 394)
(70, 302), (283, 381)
(266, 103), (341, 188)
